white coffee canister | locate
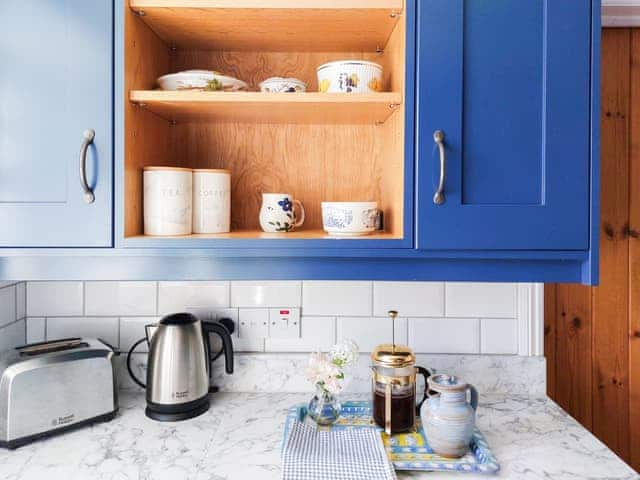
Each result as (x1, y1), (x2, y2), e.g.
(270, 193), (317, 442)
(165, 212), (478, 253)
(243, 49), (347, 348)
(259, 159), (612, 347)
(192, 169), (231, 234)
(143, 166), (193, 236)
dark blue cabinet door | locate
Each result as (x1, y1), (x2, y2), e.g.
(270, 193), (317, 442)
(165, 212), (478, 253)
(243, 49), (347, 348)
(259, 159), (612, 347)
(0, 1), (112, 247)
(416, 0), (592, 250)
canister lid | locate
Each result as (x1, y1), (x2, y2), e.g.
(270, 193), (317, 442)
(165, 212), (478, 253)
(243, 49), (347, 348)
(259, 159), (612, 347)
(143, 166), (192, 172)
(371, 344), (415, 368)
(192, 168), (231, 174)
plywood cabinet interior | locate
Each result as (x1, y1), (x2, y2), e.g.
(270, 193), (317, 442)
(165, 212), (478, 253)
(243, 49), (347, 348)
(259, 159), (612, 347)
(124, 1), (407, 240)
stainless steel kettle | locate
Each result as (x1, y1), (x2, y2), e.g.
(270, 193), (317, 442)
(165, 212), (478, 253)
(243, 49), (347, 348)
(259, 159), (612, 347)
(127, 312), (234, 421)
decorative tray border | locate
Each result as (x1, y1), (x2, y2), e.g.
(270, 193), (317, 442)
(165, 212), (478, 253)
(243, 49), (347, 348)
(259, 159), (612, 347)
(283, 401), (500, 474)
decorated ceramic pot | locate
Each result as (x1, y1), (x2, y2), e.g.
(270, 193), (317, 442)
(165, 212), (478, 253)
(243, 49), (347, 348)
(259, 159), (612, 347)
(321, 201), (379, 236)
(317, 60), (383, 93)
(259, 193), (305, 233)
(420, 374), (478, 458)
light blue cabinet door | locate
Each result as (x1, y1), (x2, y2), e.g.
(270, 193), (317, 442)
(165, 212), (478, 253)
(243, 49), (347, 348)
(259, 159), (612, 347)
(416, 0), (592, 250)
(0, 0), (112, 247)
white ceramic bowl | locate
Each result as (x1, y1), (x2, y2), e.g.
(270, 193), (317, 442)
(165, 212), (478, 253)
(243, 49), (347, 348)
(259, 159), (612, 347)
(259, 77), (307, 93)
(321, 202), (379, 236)
(317, 61), (383, 93)
(157, 70), (248, 91)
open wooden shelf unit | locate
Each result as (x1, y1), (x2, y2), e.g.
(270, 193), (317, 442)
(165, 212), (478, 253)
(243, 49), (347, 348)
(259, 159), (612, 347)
(124, 0), (408, 241)
(129, 91), (402, 124)
(128, 0), (404, 51)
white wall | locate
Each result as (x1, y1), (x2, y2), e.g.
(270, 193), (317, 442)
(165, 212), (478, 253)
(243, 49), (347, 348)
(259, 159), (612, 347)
(20, 281), (543, 356)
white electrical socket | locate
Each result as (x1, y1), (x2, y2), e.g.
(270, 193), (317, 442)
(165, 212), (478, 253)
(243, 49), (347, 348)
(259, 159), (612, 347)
(268, 308), (301, 339)
(237, 309), (268, 351)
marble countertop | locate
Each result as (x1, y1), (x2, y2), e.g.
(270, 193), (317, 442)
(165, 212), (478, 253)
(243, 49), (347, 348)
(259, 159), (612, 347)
(0, 391), (637, 480)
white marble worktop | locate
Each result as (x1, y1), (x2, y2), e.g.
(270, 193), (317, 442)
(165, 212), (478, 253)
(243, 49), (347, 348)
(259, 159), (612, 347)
(0, 391), (637, 480)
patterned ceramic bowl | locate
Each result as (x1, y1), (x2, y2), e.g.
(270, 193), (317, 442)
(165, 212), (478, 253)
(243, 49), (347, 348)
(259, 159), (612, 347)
(321, 202), (379, 236)
(317, 61), (383, 93)
(259, 77), (307, 93)
(157, 70), (248, 91)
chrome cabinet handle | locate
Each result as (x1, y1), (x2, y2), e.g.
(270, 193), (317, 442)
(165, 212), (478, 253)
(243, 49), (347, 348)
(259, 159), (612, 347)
(433, 130), (446, 205)
(79, 129), (96, 204)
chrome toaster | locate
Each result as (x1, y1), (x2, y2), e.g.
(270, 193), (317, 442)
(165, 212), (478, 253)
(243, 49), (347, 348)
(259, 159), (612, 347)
(0, 338), (118, 449)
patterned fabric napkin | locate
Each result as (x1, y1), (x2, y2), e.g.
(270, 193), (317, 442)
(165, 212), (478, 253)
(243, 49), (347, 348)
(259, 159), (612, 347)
(281, 420), (397, 480)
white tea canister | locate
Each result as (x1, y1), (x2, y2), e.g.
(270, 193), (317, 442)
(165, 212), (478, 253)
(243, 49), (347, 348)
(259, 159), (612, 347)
(143, 166), (193, 236)
(192, 169), (231, 234)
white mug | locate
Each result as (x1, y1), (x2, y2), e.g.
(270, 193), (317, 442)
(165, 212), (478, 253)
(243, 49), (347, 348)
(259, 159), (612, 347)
(192, 169), (231, 234)
(259, 193), (305, 233)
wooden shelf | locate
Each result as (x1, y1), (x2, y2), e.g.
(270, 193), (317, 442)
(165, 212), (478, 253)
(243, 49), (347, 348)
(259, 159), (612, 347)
(129, 0), (403, 51)
(128, 229), (401, 240)
(130, 91), (402, 124)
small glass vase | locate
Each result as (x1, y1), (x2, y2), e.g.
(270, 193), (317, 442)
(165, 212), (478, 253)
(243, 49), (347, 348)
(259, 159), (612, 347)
(307, 385), (342, 426)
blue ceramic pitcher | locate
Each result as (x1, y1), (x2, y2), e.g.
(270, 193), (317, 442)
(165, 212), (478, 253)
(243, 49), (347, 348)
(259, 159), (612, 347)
(420, 374), (478, 458)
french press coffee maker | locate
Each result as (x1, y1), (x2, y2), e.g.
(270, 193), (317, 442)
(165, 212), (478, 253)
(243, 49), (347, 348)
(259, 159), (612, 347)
(371, 310), (432, 434)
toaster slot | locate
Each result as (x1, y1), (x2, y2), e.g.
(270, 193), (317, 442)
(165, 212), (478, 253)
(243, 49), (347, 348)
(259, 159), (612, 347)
(16, 338), (89, 356)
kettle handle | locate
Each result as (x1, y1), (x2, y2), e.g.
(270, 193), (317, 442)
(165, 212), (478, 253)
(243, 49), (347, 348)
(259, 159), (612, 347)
(202, 321), (234, 375)
(126, 337), (147, 389)
(415, 366), (433, 413)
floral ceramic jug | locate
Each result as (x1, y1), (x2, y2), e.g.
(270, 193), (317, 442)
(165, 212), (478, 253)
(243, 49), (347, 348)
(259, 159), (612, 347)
(420, 374), (478, 458)
(259, 193), (305, 233)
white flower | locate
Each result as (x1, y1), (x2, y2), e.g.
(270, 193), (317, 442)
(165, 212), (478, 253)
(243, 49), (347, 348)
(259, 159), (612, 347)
(330, 339), (359, 367)
(305, 340), (359, 395)
(305, 352), (340, 385)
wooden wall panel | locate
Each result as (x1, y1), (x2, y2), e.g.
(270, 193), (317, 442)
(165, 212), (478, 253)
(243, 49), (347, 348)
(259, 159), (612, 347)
(547, 29), (638, 471)
(555, 284), (593, 429)
(593, 28), (631, 460)
(629, 29), (640, 473)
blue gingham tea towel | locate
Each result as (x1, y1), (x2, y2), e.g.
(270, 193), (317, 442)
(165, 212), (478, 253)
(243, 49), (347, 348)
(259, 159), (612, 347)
(282, 420), (397, 480)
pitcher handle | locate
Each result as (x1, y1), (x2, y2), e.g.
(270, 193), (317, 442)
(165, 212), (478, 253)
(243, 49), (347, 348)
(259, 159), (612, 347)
(469, 384), (479, 411)
(415, 366), (433, 413)
(293, 200), (305, 228)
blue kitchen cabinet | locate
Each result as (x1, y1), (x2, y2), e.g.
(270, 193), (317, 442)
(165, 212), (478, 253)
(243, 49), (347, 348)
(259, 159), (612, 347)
(0, 0), (600, 283)
(0, 0), (112, 247)
(416, 0), (597, 253)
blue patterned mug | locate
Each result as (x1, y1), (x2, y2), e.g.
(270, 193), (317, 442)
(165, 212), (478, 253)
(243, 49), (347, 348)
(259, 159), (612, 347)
(259, 193), (305, 233)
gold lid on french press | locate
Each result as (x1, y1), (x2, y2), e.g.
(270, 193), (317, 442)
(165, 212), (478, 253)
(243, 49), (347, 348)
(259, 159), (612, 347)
(371, 311), (416, 368)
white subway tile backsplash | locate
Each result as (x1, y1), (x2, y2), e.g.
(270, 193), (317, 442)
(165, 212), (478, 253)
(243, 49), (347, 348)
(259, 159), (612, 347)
(120, 317), (159, 353)
(231, 281), (301, 308)
(85, 281), (157, 316)
(16, 283), (26, 320)
(27, 282), (83, 317)
(481, 318), (518, 354)
(336, 316), (406, 352)
(0, 285), (16, 328)
(265, 316), (336, 352)
(373, 282), (444, 317)
(26, 317), (46, 344)
(19, 281), (538, 357)
(46, 317), (119, 348)
(445, 283), (517, 318)
(302, 281), (372, 316)
(0, 320), (25, 351)
(158, 281), (229, 315)
(408, 317), (480, 354)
